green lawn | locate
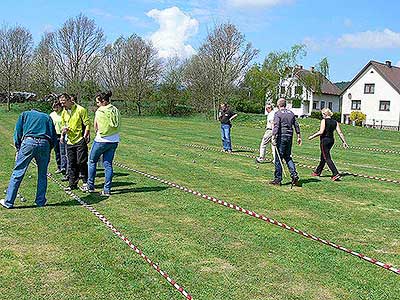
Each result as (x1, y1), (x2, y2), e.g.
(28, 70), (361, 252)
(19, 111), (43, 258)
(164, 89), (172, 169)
(0, 109), (399, 300)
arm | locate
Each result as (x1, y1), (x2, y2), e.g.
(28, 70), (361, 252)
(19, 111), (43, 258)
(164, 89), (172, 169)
(49, 119), (57, 150)
(82, 108), (90, 142)
(336, 123), (349, 148)
(294, 116), (302, 145)
(229, 113), (238, 122)
(308, 119), (325, 140)
(13, 113), (24, 151)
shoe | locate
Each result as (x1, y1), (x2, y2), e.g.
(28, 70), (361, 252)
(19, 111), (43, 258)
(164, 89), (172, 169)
(88, 188), (96, 193)
(331, 174), (341, 181)
(0, 199), (11, 209)
(55, 169), (63, 174)
(269, 180), (281, 186)
(64, 185), (77, 191)
(100, 191), (110, 197)
(255, 157), (265, 163)
(61, 176), (69, 182)
(311, 172), (320, 177)
(291, 176), (300, 186)
(79, 183), (89, 192)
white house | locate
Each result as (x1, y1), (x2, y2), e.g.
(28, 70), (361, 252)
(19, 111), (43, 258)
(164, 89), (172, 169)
(279, 67), (341, 117)
(341, 60), (400, 128)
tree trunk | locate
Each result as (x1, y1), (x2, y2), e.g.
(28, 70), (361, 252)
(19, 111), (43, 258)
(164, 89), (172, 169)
(6, 80), (11, 111)
(136, 99), (142, 116)
(213, 97), (217, 121)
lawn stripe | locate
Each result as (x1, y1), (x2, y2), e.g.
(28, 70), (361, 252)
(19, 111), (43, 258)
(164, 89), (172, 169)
(115, 161), (400, 276)
(184, 144), (400, 185)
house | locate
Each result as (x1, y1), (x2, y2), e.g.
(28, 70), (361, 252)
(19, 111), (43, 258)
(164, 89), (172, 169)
(279, 66), (342, 117)
(341, 60), (400, 129)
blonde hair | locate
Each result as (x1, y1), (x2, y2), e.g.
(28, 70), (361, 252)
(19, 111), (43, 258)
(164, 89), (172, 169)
(321, 108), (333, 117)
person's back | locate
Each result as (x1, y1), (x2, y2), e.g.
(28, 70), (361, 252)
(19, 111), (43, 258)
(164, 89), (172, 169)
(321, 118), (337, 139)
(273, 109), (300, 139)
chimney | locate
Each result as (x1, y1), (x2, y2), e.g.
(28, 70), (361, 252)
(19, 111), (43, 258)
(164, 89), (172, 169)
(299, 65), (303, 69)
(386, 60), (392, 68)
(310, 66), (315, 72)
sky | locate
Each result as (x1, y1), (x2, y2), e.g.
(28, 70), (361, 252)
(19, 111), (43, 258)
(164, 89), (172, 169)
(1, 0), (399, 82)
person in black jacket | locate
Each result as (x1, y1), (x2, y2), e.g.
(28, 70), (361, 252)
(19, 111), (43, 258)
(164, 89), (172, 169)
(308, 108), (348, 181)
(218, 103), (237, 152)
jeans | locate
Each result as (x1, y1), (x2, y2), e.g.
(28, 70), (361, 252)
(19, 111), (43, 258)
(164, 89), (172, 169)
(66, 138), (88, 187)
(59, 138), (68, 172)
(274, 136), (298, 182)
(88, 141), (118, 193)
(5, 137), (50, 207)
(221, 124), (232, 151)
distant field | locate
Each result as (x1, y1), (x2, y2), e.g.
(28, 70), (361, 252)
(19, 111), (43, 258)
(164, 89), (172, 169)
(0, 108), (399, 300)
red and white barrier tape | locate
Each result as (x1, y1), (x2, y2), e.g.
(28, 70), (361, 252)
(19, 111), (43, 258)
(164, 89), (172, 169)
(346, 145), (400, 155)
(185, 144), (400, 185)
(236, 145), (400, 173)
(46, 173), (193, 299)
(114, 161), (400, 275)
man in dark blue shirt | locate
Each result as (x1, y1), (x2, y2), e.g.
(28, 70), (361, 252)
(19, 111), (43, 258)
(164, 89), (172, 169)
(1, 110), (57, 209)
(270, 98), (302, 186)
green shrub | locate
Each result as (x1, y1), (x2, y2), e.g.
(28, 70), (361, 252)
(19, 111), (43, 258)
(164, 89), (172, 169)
(349, 111), (366, 126)
(310, 111), (322, 120)
(332, 112), (341, 122)
(291, 98), (302, 108)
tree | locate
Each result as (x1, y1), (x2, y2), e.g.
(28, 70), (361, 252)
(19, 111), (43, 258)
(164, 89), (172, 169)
(99, 35), (162, 115)
(30, 33), (57, 98)
(185, 23), (259, 119)
(0, 25), (33, 110)
(49, 14), (105, 94)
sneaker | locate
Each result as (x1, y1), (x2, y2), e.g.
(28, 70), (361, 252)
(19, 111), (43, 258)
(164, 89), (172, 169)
(0, 199), (11, 209)
(331, 174), (341, 181)
(79, 183), (89, 192)
(291, 176), (300, 186)
(88, 188), (96, 193)
(64, 185), (77, 191)
(255, 157), (265, 163)
(61, 176), (69, 182)
(311, 172), (320, 177)
(100, 191), (110, 197)
(55, 169), (63, 174)
(269, 180), (281, 186)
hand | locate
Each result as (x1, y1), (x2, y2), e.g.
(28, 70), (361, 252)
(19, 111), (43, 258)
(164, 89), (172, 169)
(84, 133), (90, 144)
(271, 137), (277, 146)
(308, 135), (313, 140)
(342, 142), (349, 149)
(297, 137), (302, 146)
(15, 151), (18, 161)
(60, 135), (65, 144)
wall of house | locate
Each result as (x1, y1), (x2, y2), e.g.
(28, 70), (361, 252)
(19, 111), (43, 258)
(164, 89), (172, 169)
(280, 77), (313, 116)
(312, 94), (341, 113)
(342, 65), (400, 126)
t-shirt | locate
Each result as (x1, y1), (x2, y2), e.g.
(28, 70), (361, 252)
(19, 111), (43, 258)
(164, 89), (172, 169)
(321, 118), (337, 139)
(61, 103), (90, 145)
(49, 111), (62, 135)
(219, 109), (235, 125)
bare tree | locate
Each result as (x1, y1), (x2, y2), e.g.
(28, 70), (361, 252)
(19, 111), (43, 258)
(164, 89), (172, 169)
(49, 13), (105, 94)
(0, 25), (33, 110)
(185, 23), (259, 119)
(30, 33), (57, 98)
(99, 34), (162, 115)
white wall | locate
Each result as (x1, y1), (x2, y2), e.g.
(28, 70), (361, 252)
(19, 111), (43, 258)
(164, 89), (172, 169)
(312, 94), (341, 113)
(342, 65), (400, 126)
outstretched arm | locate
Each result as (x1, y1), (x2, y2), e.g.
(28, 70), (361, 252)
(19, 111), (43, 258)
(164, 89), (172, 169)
(308, 119), (325, 140)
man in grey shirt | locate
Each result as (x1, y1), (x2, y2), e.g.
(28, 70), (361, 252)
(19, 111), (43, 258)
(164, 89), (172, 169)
(270, 98), (302, 186)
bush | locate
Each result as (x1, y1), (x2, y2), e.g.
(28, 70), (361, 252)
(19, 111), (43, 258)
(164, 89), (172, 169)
(291, 98), (302, 108)
(349, 111), (366, 126)
(230, 97), (263, 114)
(310, 111), (322, 120)
(332, 112), (341, 122)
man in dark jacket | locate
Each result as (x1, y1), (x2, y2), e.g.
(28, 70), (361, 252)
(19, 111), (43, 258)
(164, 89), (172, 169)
(270, 98), (302, 186)
(1, 110), (57, 208)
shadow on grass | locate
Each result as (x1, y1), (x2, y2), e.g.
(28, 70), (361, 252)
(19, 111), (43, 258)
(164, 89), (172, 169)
(233, 149), (253, 153)
(281, 177), (321, 187)
(93, 172), (129, 179)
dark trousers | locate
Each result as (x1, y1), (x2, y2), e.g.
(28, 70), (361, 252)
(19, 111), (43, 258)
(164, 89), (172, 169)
(67, 138), (88, 187)
(274, 136), (298, 181)
(315, 137), (339, 176)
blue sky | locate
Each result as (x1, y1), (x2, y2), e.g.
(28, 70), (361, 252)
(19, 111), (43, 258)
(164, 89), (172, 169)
(1, 0), (399, 82)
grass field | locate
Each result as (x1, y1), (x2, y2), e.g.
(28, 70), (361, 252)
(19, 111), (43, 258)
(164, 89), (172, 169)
(0, 108), (399, 300)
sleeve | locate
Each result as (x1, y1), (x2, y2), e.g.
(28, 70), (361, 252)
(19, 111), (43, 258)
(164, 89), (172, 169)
(272, 112), (280, 136)
(81, 108), (90, 130)
(293, 115), (301, 135)
(13, 113), (24, 150)
(48, 118), (57, 150)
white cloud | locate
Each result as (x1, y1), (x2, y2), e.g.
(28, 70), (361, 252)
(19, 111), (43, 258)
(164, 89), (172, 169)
(337, 29), (400, 49)
(396, 60), (400, 67)
(147, 6), (199, 59)
(227, 0), (294, 8)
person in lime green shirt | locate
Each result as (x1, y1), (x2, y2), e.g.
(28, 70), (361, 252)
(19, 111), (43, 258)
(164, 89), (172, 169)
(49, 101), (67, 174)
(59, 93), (90, 191)
(84, 91), (120, 196)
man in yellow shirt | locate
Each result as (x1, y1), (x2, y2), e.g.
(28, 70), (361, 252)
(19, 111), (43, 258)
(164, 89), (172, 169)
(59, 93), (90, 191)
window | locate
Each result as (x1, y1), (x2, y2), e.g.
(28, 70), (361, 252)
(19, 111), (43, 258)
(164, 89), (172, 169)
(328, 102), (333, 110)
(364, 83), (375, 94)
(295, 85), (303, 95)
(379, 101), (390, 111)
(320, 101), (325, 109)
(351, 100), (361, 110)
(312, 102), (317, 110)
(280, 86), (285, 95)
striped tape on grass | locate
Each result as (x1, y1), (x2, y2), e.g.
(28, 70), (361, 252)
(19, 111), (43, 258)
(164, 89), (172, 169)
(115, 161), (400, 276)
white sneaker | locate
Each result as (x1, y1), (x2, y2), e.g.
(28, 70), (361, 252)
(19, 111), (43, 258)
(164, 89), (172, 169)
(0, 199), (11, 209)
(79, 183), (89, 192)
(100, 191), (110, 197)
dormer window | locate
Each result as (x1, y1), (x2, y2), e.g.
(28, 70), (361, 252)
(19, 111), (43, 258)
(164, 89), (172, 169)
(364, 83), (375, 94)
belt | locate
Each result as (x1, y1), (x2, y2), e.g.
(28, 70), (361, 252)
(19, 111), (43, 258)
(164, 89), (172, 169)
(24, 136), (49, 142)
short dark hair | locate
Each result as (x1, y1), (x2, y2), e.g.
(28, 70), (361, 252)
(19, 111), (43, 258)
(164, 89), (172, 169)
(96, 91), (113, 103)
(59, 93), (71, 101)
